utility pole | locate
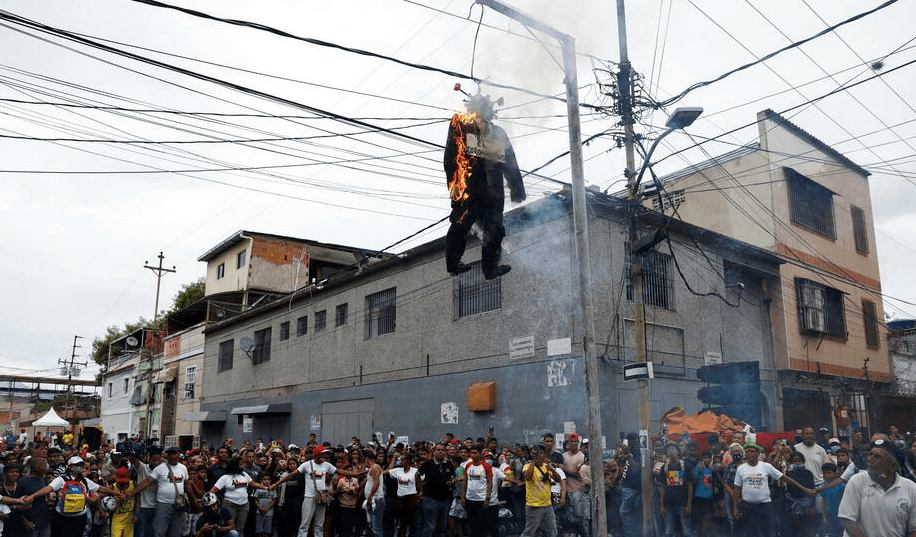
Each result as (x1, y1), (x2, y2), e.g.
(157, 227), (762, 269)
(615, 2), (654, 536)
(57, 335), (86, 438)
(471, 3), (606, 537)
(144, 252), (176, 322)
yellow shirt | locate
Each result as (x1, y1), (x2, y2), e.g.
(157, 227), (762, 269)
(524, 463), (552, 507)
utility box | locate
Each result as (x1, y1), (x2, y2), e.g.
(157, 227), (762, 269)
(467, 381), (496, 412)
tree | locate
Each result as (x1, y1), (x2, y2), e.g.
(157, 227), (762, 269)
(169, 277), (205, 312)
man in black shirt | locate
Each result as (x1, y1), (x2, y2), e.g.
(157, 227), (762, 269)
(207, 447), (230, 489)
(419, 443), (456, 537)
(659, 444), (694, 537)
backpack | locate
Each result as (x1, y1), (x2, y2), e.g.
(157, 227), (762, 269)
(58, 478), (88, 515)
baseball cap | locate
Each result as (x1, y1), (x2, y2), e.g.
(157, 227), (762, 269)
(313, 446), (327, 456)
(568, 433), (580, 441)
(163, 446), (179, 454)
(818, 427), (829, 433)
(68, 456), (85, 465)
(115, 467), (130, 482)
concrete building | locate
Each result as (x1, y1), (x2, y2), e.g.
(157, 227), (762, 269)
(652, 109), (890, 435)
(190, 191), (782, 448)
(887, 320), (916, 431)
(99, 353), (138, 443)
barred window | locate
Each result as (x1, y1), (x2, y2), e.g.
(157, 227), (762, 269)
(366, 288), (397, 338)
(455, 262), (501, 318)
(218, 340), (234, 372)
(336, 303), (349, 327)
(315, 310), (327, 332)
(253, 327), (271, 364)
(796, 279), (846, 339)
(786, 167), (836, 238)
(862, 299), (880, 348)
(851, 205), (869, 254)
(296, 316), (308, 336)
(626, 248), (674, 310)
(280, 321), (290, 341)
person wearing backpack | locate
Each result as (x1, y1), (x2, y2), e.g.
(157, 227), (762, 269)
(22, 456), (119, 537)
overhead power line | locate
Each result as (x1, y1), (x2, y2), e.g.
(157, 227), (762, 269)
(656, 0), (901, 107)
(127, 0), (604, 110)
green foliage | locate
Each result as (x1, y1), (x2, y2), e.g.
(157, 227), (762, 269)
(171, 277), (205, 311)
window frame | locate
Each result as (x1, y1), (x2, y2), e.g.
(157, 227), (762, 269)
(365, 287), (397, 339)
(850, 205), (869, 254)
(216, 262), (225, 279)
(315, 310), (327, 332)
(218, 339), (234, 372)
(280, 321), (290, 341)
(455, 262), (501, 318)
(785, 167), (836, 239)
(336, 303), (349, 327)
(862, 299), (880, 349)
(795, 278), (846, 339)
(237, 250), (247, 269)
(253, 328), (272, 365)
(123, 378), (129, 394)
(296, 315), (308, 337)
(625, 247), (674, 310)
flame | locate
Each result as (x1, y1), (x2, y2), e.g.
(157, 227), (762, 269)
(449, 112), (477, 202)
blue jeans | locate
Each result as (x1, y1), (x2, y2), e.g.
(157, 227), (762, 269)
(368, 497), (386, 537)
(618, 487), (641, 537)
(154, 502), (183, 537)
(420, 497), (451, 537)
(663, 505), (693, 537)
(136, 507), (156, 537)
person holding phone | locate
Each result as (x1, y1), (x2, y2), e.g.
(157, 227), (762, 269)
(195, 493), (237, 537)
(520, 446), (562, 537)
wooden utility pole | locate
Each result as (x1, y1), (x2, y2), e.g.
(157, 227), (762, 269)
(144, 252), (176, 322)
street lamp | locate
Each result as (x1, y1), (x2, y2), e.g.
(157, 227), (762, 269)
(633, 107), (703, 192)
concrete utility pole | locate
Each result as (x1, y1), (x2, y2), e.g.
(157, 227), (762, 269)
(617, 5), (703, 536)
(614, 3), (655, 535)
(144, 252), (176, 322)
(472, 3), (606, 537)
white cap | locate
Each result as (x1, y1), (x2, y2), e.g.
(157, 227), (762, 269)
(68, 456), (85, 465)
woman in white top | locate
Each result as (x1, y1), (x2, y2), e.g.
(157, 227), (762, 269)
(386, 452), (423, 537)
(210, 456), (269, 536)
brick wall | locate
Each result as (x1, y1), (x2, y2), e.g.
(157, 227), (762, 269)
(251, 238), (310, 266)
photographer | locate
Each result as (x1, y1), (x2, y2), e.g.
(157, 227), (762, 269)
(195, 492), (236, 537)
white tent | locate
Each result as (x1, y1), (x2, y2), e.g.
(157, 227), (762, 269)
(33, 407), (69, 428)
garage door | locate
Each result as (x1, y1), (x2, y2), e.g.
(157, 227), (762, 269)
(321, 398), (374, 446)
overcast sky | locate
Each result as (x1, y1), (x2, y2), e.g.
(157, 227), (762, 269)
(1, 0), (914, 380)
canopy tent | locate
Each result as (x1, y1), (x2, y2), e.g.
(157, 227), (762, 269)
(33, 407), (69, 428)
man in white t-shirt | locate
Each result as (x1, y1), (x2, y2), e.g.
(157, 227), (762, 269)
(733, 444), (812, 537)
(133, 446), (191, 537)
(273, 445), (361, 537)
(462, 447), (493, 537)
(794, 427), (828, 487)
(838, 445), (916, 537)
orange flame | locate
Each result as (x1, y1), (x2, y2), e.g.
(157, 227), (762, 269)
(448, 112), (477, 202)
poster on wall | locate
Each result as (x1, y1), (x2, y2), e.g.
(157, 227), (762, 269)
(243, 416), (253, 433)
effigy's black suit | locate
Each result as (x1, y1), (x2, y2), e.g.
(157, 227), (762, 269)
(443, 117), (525, 277)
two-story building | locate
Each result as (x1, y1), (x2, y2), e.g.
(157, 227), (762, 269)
(191, 191), (783, 447)
(653, 109), (890, 435)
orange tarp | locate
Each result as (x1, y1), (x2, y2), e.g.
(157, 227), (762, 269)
(659, 407), (747, 435)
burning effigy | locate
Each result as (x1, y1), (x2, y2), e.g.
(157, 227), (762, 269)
(443, 84), (526, 279)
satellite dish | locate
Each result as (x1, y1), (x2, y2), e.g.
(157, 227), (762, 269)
(126, 336), (139, 347)
(239, 337), (255, 353)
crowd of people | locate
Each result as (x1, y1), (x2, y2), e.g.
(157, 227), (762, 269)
(0, 425), (913, 537)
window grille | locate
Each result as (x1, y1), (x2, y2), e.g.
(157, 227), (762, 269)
(455, 262), (501, 318)
(365, 288), (397, 338)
